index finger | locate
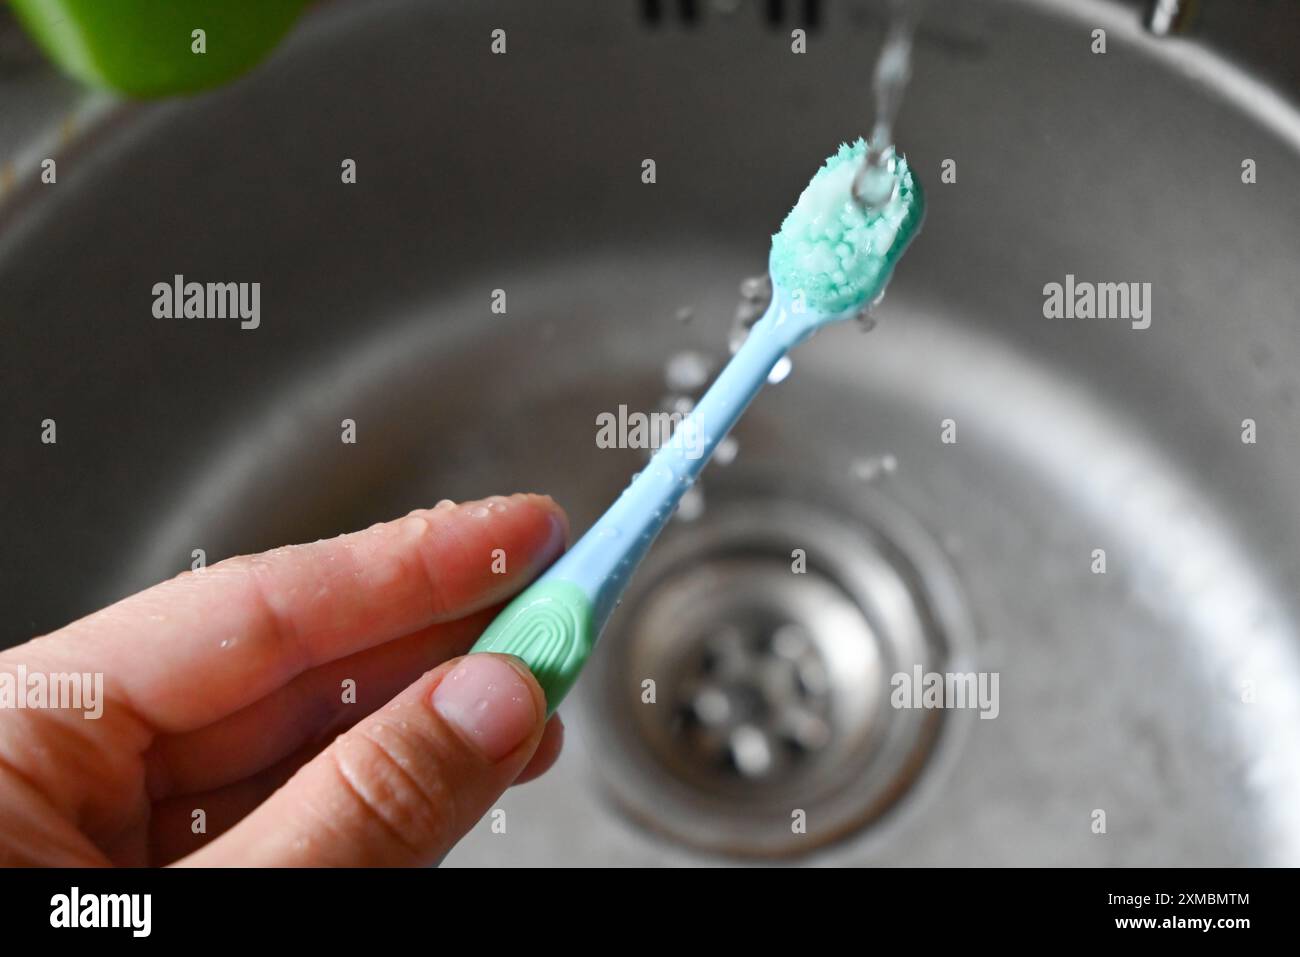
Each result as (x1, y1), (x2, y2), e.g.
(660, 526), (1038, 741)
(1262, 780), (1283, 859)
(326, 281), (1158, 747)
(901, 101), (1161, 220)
(31, 494), (568, 732)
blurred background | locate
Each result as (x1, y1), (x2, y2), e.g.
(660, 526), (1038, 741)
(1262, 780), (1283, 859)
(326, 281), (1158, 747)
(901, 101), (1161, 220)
(1, 0), (1298, 865)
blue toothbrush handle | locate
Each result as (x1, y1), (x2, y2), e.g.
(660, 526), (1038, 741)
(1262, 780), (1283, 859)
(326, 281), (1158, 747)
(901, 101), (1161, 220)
(471, 297), (796, 713)
(553, 297), (795, 618)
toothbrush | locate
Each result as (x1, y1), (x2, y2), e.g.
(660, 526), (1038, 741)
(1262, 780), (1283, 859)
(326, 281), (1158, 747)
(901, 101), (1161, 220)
(471, 139), (925, 714)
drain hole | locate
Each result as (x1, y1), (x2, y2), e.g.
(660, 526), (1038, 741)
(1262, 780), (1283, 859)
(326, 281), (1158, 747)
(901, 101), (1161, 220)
(583, 494), (965, 857)
(672, 621), (834, 781)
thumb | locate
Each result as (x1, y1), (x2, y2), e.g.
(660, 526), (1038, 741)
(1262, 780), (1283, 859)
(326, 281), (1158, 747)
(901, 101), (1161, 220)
(178, 653), (547, 867)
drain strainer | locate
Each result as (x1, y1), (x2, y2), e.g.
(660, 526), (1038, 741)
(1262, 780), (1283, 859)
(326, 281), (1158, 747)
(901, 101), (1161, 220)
(581, 491), (966, 857)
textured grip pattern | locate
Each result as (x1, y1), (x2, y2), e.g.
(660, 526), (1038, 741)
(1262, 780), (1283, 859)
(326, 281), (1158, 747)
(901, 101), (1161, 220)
(469, 579), (595, 715)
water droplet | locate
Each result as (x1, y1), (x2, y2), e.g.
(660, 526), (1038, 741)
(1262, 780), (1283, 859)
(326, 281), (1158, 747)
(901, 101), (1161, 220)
(400, 514), (429, 538)
(767, 356), (793, 384)
(739, 274), (770, 302)
(714, 436), (739, 466)
(665, 351), (712, 392)
(676, 486), (705, 522)
(851, 453), (898, 481)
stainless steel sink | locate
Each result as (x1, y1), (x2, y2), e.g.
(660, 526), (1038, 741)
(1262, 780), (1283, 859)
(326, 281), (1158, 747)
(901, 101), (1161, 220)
(2, 0), (1299, 865)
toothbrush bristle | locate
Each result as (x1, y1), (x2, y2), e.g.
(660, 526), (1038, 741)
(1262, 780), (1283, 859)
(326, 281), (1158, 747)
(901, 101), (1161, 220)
(770, 138), (924, 316)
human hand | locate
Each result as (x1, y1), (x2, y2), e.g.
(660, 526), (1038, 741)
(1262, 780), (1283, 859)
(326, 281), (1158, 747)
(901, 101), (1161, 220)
(0, 494), (568, 867)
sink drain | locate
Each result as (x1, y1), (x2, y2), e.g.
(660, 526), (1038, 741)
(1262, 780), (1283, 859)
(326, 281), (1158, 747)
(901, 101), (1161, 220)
(679, 616), (840, 781)
(581, 490), (968, 857)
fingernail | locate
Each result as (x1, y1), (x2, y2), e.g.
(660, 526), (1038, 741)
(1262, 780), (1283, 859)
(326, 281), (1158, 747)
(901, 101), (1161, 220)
(520, 494), (569, 551)
(432, 655), (540, 761)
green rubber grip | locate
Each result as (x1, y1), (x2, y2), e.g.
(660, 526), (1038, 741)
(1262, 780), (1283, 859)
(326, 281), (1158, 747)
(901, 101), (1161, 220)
(10, 0), (309, 97)
(469, 579), (595, 716)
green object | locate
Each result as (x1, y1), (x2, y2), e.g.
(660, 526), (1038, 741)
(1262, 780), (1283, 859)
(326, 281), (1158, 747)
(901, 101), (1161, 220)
(469, 579), (595, 716)
(10, 0), (309, 97)
(770, 138), (924, 315)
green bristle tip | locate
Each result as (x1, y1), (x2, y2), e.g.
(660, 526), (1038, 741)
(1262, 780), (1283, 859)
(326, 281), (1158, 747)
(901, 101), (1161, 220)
(770, 138), (925, 315)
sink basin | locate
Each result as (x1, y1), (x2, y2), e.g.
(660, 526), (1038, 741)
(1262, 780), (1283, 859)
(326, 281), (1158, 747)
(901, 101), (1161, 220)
(2, 0), (1298, 865)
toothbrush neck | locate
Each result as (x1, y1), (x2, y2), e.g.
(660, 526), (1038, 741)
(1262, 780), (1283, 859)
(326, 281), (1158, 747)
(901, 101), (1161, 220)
(546, 298), (796, 626)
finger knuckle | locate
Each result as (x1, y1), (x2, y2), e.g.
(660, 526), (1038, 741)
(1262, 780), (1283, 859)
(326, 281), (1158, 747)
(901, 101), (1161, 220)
(327, 723), (456, 860)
